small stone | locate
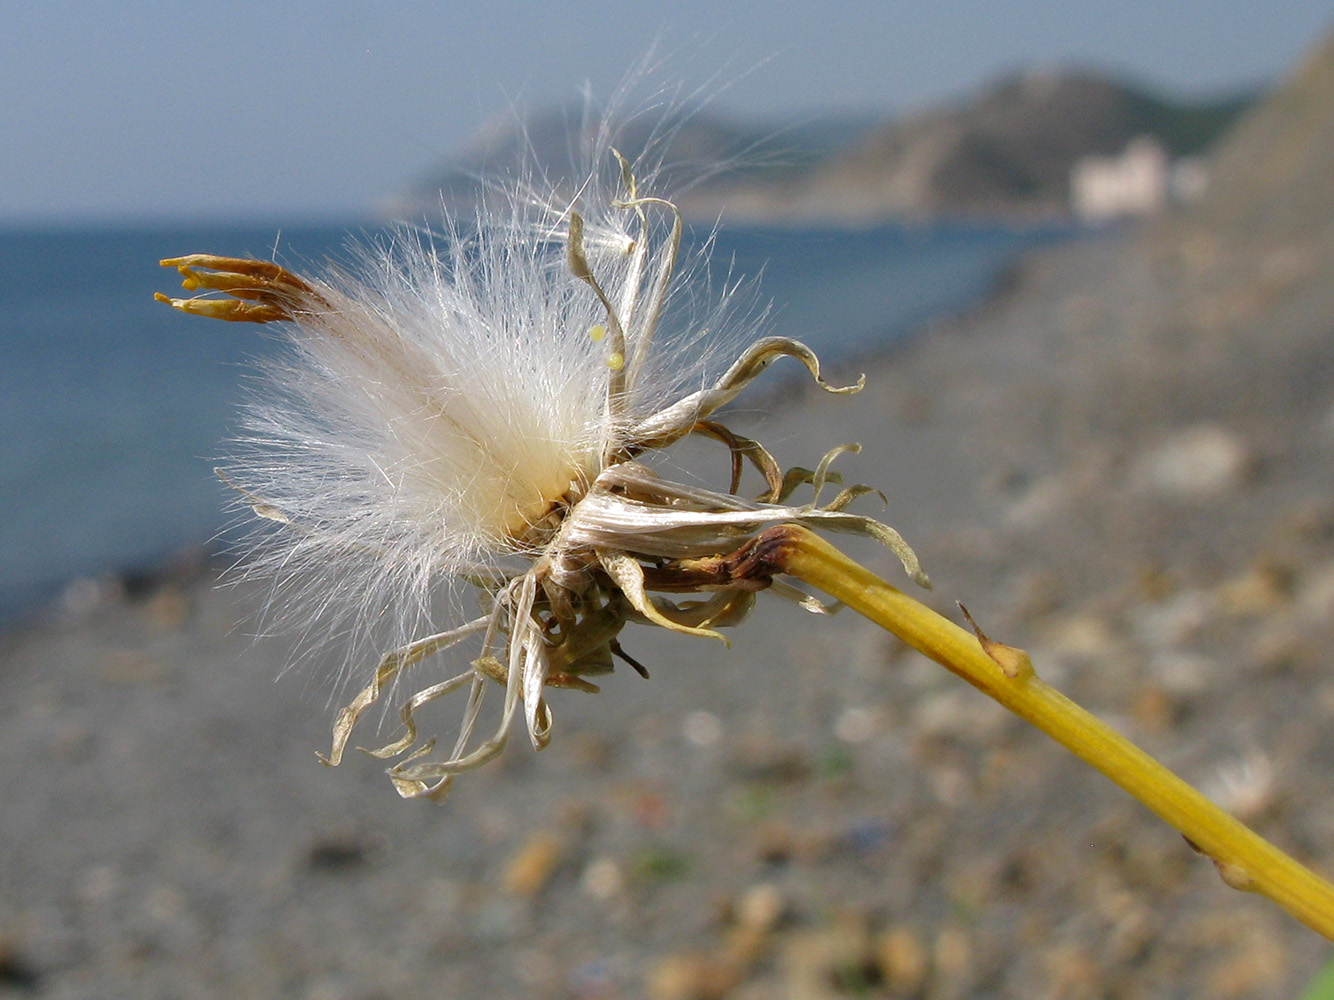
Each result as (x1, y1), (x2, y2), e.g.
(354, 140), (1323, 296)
(1216, 564), (1289, 615)
(833, 705), (878, 744)
(735, 883), (785, 934)
(647, 953), (741, 1000)
(1129, 683), (1178, 732)
(875, 925), (928, 994)
(1132, 424), (1252, 498)
(581, 857), (624, 902)
(647, 954), (705, 1000)
(779, 913), (873, 1000)
(1203, 751), (1277, 823)
(502, 832), (563, 897)
(682, 710), (723, 747)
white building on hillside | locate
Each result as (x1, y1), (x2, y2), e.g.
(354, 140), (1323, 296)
(1071, 136), (1171, 222)
(1071, 135), (1208, 223)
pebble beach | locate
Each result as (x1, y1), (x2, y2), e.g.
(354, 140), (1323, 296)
(6, 40), (1334, 1000)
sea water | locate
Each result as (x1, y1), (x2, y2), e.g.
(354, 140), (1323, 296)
(0, 219), (1074, 626)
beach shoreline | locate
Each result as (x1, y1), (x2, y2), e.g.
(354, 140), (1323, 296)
(7, 189), (1334, 997)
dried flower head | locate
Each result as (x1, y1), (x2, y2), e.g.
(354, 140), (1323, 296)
(157, 139), (926, 800)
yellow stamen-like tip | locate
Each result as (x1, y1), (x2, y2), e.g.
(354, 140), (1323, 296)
(153, 292), (286, 323)
(589, 324), (606, 342)
(606, 352), (625, 371)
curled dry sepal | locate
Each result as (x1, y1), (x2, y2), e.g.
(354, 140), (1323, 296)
(156, 153), (926, 800)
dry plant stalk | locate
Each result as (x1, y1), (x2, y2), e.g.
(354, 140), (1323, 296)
(770, 526), (1334, 940)
(157, 130), (1334, 938)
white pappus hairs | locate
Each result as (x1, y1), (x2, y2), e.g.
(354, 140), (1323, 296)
(158, 78), (925, 799)
(232, 101), (731, 669)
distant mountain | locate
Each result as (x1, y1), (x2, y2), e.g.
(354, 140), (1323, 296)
(383, 72), (1254, 226)
(700, 72), (1252, 225)
(379, 104), (878, 220)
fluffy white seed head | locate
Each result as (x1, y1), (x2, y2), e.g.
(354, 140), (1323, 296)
(158, 91), (922, 799)
(219, 142), (741, 678)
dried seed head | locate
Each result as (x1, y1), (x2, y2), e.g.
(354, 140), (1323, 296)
(158, 136), (925, 800)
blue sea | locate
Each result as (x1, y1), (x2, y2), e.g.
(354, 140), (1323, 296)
(0, 219), (1075, 628)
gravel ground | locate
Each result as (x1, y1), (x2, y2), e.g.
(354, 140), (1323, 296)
(5, 202), (1334, 1000)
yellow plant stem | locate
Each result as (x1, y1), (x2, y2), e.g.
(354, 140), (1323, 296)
(773, 526), (1334, 941)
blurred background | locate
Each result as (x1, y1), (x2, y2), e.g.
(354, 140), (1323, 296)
(4, 3), (1334, 998)
(4, 1), (1321, 225)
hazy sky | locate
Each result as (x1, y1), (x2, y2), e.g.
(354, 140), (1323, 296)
(3, 1), (1330, 224)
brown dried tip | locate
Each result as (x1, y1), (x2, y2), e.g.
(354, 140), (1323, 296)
(958, 604), (1034, 680)
(155, 254), (320, 323)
